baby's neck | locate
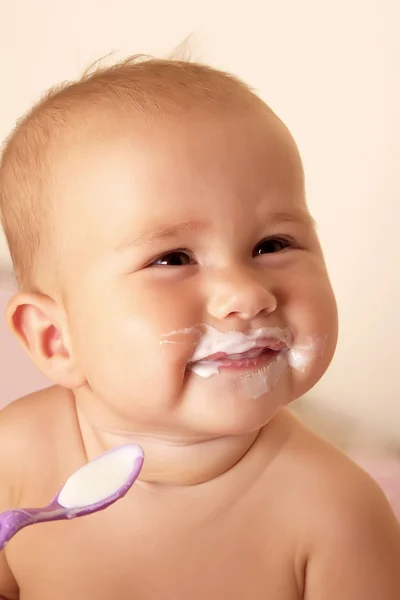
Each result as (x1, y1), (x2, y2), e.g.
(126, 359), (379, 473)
(116, 431), (260, 486)
(74, 401), (262, 486)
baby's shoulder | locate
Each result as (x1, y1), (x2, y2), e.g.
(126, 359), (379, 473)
(274, 415), (400, 597)
(0, 386), (78, 507)
(280, 413), (388, 512)
(274, 411), (399, 546)
(0, 386), (72, 451)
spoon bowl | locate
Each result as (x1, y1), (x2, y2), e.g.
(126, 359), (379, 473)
(0, 444), (144, 550)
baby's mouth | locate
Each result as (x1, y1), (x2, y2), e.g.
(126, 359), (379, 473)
(162, 323), (322, 379)
(205, 339), (286, 360)
(189, 340), (288, 375)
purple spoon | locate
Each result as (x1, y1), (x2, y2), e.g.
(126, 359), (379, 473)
(0, 444), (144, 551)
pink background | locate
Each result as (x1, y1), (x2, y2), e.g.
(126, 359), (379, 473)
(0, 281), (49, 408)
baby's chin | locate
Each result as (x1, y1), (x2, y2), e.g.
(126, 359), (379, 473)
(178, 371), (294, 437)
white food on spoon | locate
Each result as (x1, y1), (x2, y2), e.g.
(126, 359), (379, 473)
(58, 445), (144, 509)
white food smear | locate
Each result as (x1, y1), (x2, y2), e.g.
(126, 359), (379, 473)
(190, 325), (289, 362)
(58, 445), (144, 509)
(162, 324), (290, 378)
(287, 336), (326, 372)
(240, 352), (287, 399)
(161, 324), (324, 379)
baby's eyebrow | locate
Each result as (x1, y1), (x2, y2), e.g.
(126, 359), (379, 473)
(114, 210), (315, 252)
(260, 210), (316, 229)
(114, 221), (206, 251)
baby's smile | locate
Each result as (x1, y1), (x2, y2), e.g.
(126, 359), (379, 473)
(162, 323), (323, 385)
(174, 324), (291, 379)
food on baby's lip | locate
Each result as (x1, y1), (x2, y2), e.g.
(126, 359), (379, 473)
(0, 444), (144, 550)
(188, 325), (288, 377)
(161, 324), (324, 378)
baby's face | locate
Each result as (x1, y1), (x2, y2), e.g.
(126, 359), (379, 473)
(56, 106), (337, 438)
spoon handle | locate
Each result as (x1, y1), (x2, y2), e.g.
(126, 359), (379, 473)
(0, 509), (34, 551)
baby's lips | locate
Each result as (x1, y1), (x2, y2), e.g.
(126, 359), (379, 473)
(261, 339), (288, 351)
(198, 351), (229, 361)
(197, 339), (287, 362)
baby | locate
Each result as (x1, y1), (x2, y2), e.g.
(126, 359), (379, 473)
(0, 56), (399, 599)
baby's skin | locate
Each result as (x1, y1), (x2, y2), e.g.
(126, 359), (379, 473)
(1, 391), (399, 599)
(1, 59), (400, 598)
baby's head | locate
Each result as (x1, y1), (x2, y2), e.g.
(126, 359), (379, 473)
(0, 57), (337, 439)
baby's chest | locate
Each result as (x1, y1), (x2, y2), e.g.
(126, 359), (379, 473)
(12, 507), (301, 600)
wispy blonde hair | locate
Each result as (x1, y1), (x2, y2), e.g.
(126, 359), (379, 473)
(0, 55), (259, 292)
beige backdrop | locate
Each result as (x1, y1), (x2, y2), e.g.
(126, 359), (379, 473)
(0, 0), (399, 438)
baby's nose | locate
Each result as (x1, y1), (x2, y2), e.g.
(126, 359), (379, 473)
(206, 267), (277, 321)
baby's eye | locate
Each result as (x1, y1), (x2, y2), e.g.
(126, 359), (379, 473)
(253, 236), (297, 256)
(151, 250), (195, 267)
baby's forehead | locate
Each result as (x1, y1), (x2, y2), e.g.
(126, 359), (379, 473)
(58, 105), (300, 206)
(1, 57), (296, 291)
(56, 115), (304, 249)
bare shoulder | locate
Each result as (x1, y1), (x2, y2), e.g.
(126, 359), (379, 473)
(0, 387), (73, 599)
(279, 410), (399, 530)
(0, 386), (80, 506)
(277, 411), (400, 599)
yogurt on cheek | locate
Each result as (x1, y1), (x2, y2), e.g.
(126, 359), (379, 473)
(287, 335), (327, 373)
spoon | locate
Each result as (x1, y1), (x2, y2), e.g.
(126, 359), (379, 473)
(0, 444), (144, 550)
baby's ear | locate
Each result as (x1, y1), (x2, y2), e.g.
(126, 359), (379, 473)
(6, 293), (85, 389)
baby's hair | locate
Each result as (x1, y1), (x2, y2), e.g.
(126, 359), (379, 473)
(0, 54), (261, 292)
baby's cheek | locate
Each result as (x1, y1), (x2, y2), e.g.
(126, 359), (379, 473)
(132, 274), (206, 332)
(281, 281), (337, 396)
(107, 322), (183, 398)
(287, 331), (335, 400)
(289, 267), (337, 332)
